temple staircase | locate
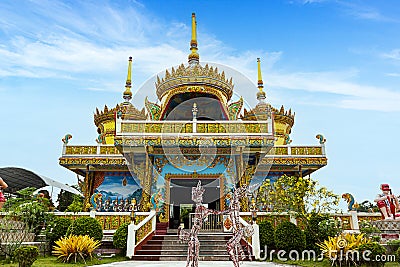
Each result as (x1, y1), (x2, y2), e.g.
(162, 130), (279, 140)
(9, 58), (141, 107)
(132, 229), (237, 261)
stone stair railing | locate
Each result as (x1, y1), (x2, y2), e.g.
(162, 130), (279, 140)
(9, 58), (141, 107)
(239, 216), (260, 260)
(126, 210), (157, 258)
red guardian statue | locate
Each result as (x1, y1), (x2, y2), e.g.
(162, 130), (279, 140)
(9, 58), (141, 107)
(374, 184), (400, 220)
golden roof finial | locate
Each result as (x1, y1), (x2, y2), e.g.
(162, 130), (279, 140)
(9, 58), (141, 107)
(123, 56), (133, 102)
(257, 58), (264, 91)
(188, 13), (199, 65)
(256, 58), (266, 101)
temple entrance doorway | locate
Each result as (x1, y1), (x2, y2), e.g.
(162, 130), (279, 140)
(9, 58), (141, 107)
(168, 178), (220, 229)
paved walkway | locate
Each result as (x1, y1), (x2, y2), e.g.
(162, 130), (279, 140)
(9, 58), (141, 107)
(97, 261), (288, 267)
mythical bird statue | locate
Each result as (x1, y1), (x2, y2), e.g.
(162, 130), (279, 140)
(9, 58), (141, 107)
(90, 192), (102, 211)
(342, 193), (359, 211)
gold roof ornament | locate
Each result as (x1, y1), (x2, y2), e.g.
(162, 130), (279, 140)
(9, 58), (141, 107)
(123, 57), (133, 103)
(256, 58), (266, 101)
(155, 13), (235, 104)
(188, 13), (199, 65)
(94, 56), (146, 135)
(241, 57), (295, 128)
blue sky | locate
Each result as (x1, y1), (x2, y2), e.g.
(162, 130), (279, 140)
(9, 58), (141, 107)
(1, 0), (400, 209)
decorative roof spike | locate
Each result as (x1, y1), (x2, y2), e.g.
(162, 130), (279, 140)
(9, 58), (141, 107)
(123, 57), (133, 102)
(188, 13), (199, 65)
(256, 58), (266, 101)
(257, 58), (264, 91)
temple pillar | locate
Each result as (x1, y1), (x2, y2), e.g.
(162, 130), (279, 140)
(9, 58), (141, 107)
(240, 164), (257, 212)
(83, 165), (95, 211)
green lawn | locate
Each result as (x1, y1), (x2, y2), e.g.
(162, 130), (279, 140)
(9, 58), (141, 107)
(2, 256), (398, 266)
(0, 255), (127, 266)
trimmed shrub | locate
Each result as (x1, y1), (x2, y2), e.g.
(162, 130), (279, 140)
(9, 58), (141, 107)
(113, 222), (130, 253)
(274, 221), (306, 252)
(304, 213), (328, 251)
(397, 247), (400, 263)
(259, 221), (275, 249)
(66, 217), (103, 241)
(52, 235), (101, 263)
(358, 242), (386, 267)
(46, 217), (72, 246)
(14, 245), (39, 267)
(305, 216), (341, 252)
(386, 239), (400, 255)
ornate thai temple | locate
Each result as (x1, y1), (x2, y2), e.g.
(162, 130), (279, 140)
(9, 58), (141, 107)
(59, 13), (327, 228)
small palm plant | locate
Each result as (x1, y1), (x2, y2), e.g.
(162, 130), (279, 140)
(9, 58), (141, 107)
(52, 235), (101, 263)
(317, 233), (371, 266)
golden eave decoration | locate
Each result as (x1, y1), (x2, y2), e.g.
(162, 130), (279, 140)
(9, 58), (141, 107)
(94, 103), (146, 127)
(242, 104), (295, 127)
(155, 63), (234, 102)
(272, 105), (295, 127)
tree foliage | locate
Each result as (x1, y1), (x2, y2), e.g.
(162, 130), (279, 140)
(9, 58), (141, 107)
(56, 185), (81, 211)
(3, 187), (54, 234)
(66, 194), (84, 212)
(357, 200), (379, 212)
(57, 190), (74, 211)
(257, 175), (339, 216)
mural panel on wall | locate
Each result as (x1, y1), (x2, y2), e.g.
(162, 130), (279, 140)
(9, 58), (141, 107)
(94, 171), (142, 212)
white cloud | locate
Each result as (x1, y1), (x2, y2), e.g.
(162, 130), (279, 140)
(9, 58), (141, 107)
(1, 0), (399, 112)
(382, 49), (400, 61)
(301, 0), (327, 4)
(266, 70), (400, 111)
(386, 73), (400, 77)
(338, 1), (398, 23)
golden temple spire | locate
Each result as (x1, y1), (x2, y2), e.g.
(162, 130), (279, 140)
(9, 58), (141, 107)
(256, 58), (266, 101)
(188, 13), (199, 65)
(257, 58), (264, 91)
(123, 56), (133, 102)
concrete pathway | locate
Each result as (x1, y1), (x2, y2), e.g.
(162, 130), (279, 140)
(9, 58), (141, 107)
(97, 261), (289, 267)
